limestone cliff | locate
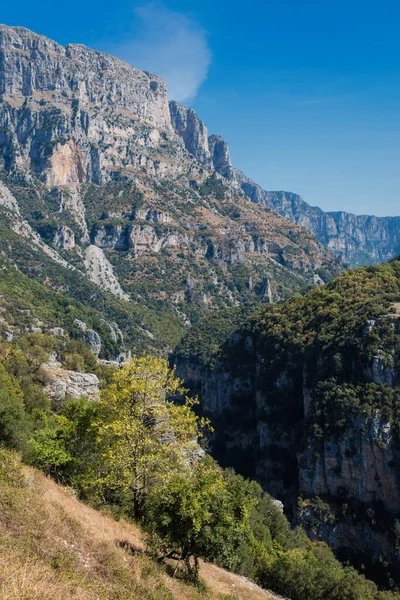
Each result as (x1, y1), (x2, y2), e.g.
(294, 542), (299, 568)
(0, 24), (343, 339)
(169, 100), (211, 167)
(244, 188), (400, 267)
(0, 24), (176, 185)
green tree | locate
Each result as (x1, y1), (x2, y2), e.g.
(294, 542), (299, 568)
(145, 457), (257, 580)
(29, 396), (100, 493)
(0, 364), (28, 451)
(96, 356), (204, 518)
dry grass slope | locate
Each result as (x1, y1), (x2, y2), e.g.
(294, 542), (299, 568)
(0, 451), (278, 600)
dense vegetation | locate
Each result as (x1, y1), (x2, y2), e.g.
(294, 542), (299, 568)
(0, 330), (398, 600)
(0, 237), (186, 355)
(175, 257), (400, 588)
(177, 258), (400, 432)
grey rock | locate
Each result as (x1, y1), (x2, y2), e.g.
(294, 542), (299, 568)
(169, 101), (211, 166)
(49, 327), (65, 337)
(84, 245), (129, 300)
(73, 318), (102, 355)
(53, 225), (75, 249)
(232, 181), (400, 268)
(43, 359), (100, 402)
(0, 24), (183, 185)
(208, 134), (234, 179)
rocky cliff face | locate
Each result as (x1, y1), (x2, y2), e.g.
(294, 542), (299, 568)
(174, 260), (400, 586)
(169, 100), (211, 167)
(0, 24), (343, 352)
(249, 189), (400, 267)
(0, 24), (178, 185)
(43, 353), (100, 404)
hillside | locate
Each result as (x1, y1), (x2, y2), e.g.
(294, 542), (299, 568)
(0, 24), (342, 358)
(175, 257), (400, 589)
(0, 451), (276, 600)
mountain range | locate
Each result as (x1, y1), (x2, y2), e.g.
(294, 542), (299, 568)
(0, 23), (346, 358)
(168, 101), (400, 268)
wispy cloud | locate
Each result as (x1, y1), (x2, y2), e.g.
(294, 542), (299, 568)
(115, 3), (211, 103)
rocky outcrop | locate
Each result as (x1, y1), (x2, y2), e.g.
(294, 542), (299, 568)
(42, 354), (99, 403)
(299, 412), (400, 511)
(53, 225), (75, 249)
(169, 101), (211, 167)
(208, 135), (234, 179)
(168, 104), (234, 179)
(84, 245), (128, 300)
(128, 222), (190, 255)
(74, 319), (102, 356)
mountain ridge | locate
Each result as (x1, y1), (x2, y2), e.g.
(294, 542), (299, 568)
(168, 100), (400, 267)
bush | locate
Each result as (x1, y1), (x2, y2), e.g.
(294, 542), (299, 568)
(0, 364), (28, 451)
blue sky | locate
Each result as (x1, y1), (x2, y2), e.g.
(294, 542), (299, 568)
(2, 0), (400, 216)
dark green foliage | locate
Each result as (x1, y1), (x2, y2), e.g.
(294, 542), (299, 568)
(29, 396), (101, 493)
(176, 258), (400, 590)
(198, 174), (226, 200)
(180, 259), (400, 433)
(0, 364), (28, 451)
(174, 306), (254, 366)
(144, 457), (397, 599)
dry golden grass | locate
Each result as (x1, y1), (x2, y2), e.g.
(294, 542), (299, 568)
(0, 452), (276, 600)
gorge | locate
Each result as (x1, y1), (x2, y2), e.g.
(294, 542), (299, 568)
(0, 22), (400, 598)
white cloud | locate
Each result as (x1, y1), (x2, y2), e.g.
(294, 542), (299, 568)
(115, 3), (211, 103)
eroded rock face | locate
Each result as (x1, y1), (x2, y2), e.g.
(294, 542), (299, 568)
(299, 412), (400, 512)
(84, 245), (129, 300)
(208, 134), (234, 179)
(42, 355), (99, 402)
(169, 101), (211, 167)
(128, 222), (190, 255)
(0, 26), (170, 126)
(74, 319), (102, 355)
(0, 24), (184, 185)
(54, 225), (75, 249)
(234, 184), (400, 268)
